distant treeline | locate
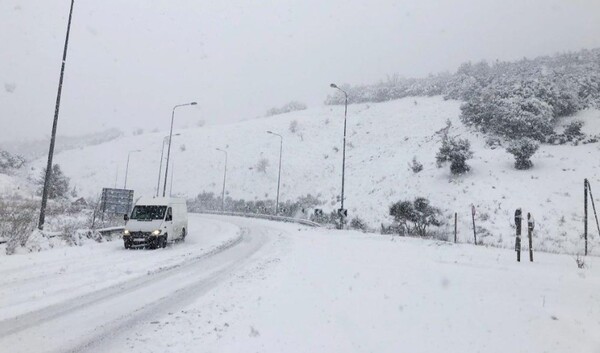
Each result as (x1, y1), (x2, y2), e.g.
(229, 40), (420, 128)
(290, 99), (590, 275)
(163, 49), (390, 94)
(325, 48), (600, 141)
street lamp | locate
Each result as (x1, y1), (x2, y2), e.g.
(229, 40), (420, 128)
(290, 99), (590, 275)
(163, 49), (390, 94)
(38, 0), (75, 230)
(156, 133), (181, 197)
(163, 102), (197, 197)
(124, 150), (141, 189)
(330, 83), (349, 227)
(266, 131), (283, 215)
(216, 148), (228, 212)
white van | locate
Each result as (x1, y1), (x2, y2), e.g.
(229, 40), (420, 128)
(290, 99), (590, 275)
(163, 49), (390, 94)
(122, 197), (188, 249)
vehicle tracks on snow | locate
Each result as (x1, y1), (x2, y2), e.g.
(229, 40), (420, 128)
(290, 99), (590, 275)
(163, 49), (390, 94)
(0, 223), (273, 353)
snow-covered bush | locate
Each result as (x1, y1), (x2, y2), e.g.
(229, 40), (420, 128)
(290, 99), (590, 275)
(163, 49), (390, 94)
(564, 120), (584, 139)
(389, 197), (442, 237)
(436, 137), (473, 175)
(506, 138), (539, 170)
(289, 120), (299, 133)
(255, 158), (269, 173)
(409, 156), (423, 173)
(349, 216), (369, 232)
(0, 150), (25, 173)
(0, 198), (38, 254)
(485, 136), (502, 149)
(265, 101), (307, 117)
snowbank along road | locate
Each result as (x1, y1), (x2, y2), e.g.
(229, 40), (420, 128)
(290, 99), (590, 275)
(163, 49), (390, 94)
(2, 214), (600, 353)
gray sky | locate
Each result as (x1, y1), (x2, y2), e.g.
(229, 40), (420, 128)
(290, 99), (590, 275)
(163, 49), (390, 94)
(2, 0), (600, 142)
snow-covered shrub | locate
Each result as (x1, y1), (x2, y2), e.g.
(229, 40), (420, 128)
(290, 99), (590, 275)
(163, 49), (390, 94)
(265, 101), (307, 117)
(0, 198), (38, 255)
(389, 197), (442, 237)
(575, 255), (586, 269)
(461, 94), (555, 141)
(289, 120), (299, 133)
(36, 164), (70, 199)
(256, 158), (269, 173)
(436, 136), (473, 175)
(564, 120), (584, 139)
(349, 216), (369, 232)
(409, 156), (423, 173)
(506, 138), (539, 170)
(485, 136), (502, 149)
(0, 150), (25, 173)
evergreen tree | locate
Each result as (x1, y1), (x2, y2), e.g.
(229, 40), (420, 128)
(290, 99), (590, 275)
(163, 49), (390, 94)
(37, 164), (70, 199)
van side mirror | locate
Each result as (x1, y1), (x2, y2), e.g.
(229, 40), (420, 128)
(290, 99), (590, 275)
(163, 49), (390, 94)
(124, 214), (129, 221)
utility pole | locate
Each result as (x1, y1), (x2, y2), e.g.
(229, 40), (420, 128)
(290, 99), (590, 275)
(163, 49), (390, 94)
(39, 0), (75, 230)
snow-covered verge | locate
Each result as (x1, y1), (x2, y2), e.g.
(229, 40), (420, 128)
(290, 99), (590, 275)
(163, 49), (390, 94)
(0, 196), (111, 255)
(30, 96), (600, 255)
(0, 214), (241, 322)
(99, 216), (600, 353)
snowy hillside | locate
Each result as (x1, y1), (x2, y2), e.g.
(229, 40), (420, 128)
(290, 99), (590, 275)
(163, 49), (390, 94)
(30, 96), (600, 255)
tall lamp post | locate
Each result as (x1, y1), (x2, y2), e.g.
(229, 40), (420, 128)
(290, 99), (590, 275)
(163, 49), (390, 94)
(330, 83), (348, 227)
(163, 102), (197, 196)
(216, 148), (228, 212)
(38, 0), (76, 230)
(156, 133), (180, 197)
(124, 150), (141, 189)
(266, 131), (283, 215)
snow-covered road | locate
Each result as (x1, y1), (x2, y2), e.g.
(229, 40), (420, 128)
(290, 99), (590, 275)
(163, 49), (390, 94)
(0, 214), (275, 353)
(2, 214), (600, 353)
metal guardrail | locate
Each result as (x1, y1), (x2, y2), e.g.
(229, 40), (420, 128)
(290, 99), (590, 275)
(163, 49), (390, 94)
(97, 227), (125, 236)
(197, 210), (322, 228)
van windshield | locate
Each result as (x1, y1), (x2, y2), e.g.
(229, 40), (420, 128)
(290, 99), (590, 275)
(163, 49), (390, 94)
(130, 206), (167, 221)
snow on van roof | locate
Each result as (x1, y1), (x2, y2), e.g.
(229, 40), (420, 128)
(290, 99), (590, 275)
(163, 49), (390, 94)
(135, 197), (186, 206)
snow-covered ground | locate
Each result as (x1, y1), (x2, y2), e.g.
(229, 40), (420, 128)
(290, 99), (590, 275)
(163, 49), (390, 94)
(2, 214), (599, 353)
(26, 96), (600, 255)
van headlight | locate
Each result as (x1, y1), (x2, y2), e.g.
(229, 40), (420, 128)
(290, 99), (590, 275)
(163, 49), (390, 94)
(123, 229), (130, 236)
(151, 229), (162, 236)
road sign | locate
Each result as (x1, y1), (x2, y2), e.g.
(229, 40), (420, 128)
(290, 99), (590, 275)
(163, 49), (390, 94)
(100, 188), (134, 215)
(338, 208), (348, 217)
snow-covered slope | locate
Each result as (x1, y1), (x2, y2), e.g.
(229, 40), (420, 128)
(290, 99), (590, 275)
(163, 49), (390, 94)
(31, 96), (600, 254)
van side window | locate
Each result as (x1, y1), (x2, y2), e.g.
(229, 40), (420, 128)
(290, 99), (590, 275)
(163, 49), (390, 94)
(166, 207), (173, 221)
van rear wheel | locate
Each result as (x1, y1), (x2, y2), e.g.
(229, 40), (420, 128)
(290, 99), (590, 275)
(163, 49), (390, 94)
(181, 228), (186, 242)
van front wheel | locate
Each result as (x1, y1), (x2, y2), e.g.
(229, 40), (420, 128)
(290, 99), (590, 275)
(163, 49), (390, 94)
(181, 228), (186, 242)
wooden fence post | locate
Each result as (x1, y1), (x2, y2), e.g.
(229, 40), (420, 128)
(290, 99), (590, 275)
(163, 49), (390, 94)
(471, 205), (477, 245)
(585, 179), (588, 256)
(454, 212), (457, 243)
(528, 213), (534, 262)
(515, 208), (522, 262)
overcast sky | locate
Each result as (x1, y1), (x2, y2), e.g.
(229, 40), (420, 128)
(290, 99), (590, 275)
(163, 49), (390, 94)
(2, 0), (600, 142)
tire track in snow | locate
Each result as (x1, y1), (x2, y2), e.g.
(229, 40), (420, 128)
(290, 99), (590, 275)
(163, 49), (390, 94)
(0, 228), (245, 340)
